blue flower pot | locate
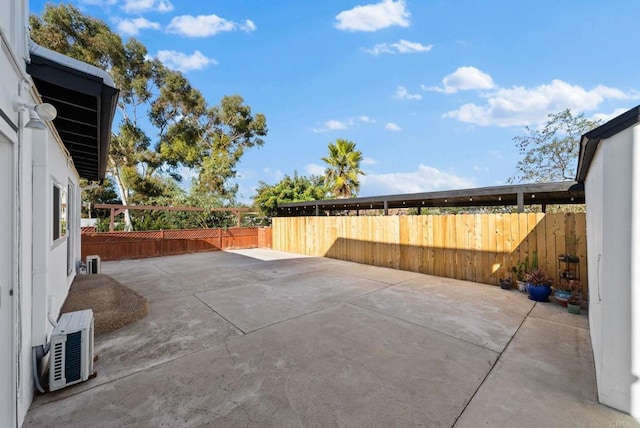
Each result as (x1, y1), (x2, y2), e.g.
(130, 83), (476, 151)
(528, 284), (552, 302)
(554, 290), (571, 300)
(554, 290), (571, 307)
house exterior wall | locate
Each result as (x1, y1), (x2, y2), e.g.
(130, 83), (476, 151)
(1, 1), (83, 425)
(585, 124), (640, 415)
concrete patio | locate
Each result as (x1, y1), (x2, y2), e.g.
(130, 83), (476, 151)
(24, 249), (634, 427)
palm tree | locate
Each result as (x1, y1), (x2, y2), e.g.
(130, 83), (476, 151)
(321, 139), (364, 198)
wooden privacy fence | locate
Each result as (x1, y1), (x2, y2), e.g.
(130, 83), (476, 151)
(272, 213), (588, 294)
(82, 227), (272, 261)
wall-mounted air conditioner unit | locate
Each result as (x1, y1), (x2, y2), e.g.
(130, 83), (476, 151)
(86, 255), (100, 275)
(49, 309), (94, 391)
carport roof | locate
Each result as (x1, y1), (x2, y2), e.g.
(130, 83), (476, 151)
(277, 181), (584, 216)
(27, 42), (119, 182)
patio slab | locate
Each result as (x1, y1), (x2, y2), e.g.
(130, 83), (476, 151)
(24, 303), (497, 428)
(454, 315), (623, 427)
(23, 249), (636, 427)
(31, 294), (243, 407)
(195, 269), (390, 333)
(353, 275), (535, 352)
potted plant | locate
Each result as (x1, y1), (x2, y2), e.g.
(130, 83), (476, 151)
(511, 252), (537, 293)
(554, 254), (580, 306)
(499, 277), (513, 290)
(554, 288), (571, 306)
(567, 280), (583, 314)
(525, 267), (553, 302)
(511, 261), (527, 292)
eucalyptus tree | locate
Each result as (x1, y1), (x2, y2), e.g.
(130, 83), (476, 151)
(322, 139), (364, 198)
(158, 94), (268, 202)
(30, 4), (267, 230)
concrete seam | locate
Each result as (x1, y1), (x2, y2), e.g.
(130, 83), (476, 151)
(151, 263), (172, 275)
(241, 302), (346, 335)
(346, 301), (502, 354)
(193, 294), (247, 335)
(451, 301), (537, 427)
(346, 283), (397, 300)
(527, 313), (590, 331)
(333, 270), (418, 286)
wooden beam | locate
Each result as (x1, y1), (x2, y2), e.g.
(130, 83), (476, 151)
(94, 204), (251, 213)
(109, 208), (115, 232)
(517, 192), (524, 213)
(94, 204), (252, 231)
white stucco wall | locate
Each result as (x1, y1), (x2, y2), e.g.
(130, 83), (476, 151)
(585, 124), (640, 415)
(1, 2), (83, 424)
(631, 124), (640, 416)
(31, 127), (79, 348)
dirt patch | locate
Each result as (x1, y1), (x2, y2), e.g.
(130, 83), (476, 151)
(61, 274), (148, 336)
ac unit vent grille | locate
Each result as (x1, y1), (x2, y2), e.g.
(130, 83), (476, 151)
(48, 309), (94, 391)
(52, 342), (64, 383)
(65, 331), (83, 383)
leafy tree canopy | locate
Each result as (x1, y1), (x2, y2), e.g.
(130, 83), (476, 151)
(30, 4), (267, 230)
(509, 109), (600, 183)
(253, 173), (327, 217)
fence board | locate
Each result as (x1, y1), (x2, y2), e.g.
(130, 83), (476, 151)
(272, 213), (587, 292)
(574, 213), (588, 297)
(494, 214), (504, 280)
(82, 227), (267, 261)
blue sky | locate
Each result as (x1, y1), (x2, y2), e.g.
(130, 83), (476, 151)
(30, 0), (640, 203)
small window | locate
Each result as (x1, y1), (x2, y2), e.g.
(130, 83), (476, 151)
(53, 183), (67, 241)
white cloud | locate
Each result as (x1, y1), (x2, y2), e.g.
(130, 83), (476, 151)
(444, 79), (634, 127)
(312, 115), (380, 132)
(365, 44), (393, 55)
(362, 157), (378, 165)
(393, 39), (432, 53)
(305, 163), (326, 176)
(241, 19), (257, 32)
(81, 0), (117, 5)
(122, 0), (173, 13)
(116, 17), (160, 36)
(360, 164), (474, 195)
(394, 86), (421, 100)
(365, 39), (432, 55)
(335, 0), (410, 32)
(261, 167), (285, 181)
(385, 122), (402, 131)
(156, 50), (217, 72)
(590, 108), (629, 123)
(427, 66), (494, 94)
(167, 14), (256, 37)
(472, 165), (489, 173)
(326, 120), (348, 130)
(312, 120), (349, 133)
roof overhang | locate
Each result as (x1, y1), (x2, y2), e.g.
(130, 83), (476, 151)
(576, 105), (640, 182)
(27, 41), (119, 182)
(278, 181), (584, 216)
